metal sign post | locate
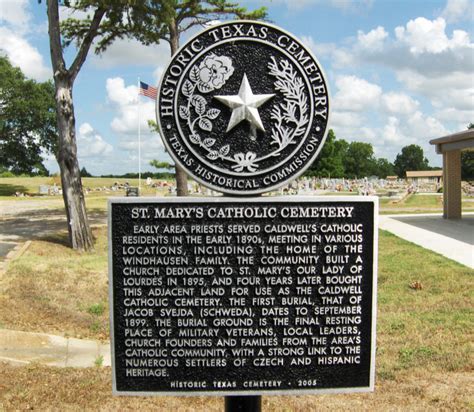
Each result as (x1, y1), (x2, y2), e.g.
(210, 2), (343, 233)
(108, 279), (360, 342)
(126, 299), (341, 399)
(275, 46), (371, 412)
(225, 396), (261, 412)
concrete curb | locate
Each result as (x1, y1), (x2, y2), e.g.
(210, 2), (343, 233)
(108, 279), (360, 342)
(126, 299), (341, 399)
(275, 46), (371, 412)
(0, 329), (111, 368)
(379, 213), (474, 268)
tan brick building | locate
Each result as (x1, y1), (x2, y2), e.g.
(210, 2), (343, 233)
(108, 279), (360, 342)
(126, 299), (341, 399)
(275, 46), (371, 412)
(430, 130), (474, 219)
(406, 170), (443, 185)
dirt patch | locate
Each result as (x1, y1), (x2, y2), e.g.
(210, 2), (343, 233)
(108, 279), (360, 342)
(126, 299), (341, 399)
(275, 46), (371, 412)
(0, 364), (472, 411)
(0, 198), (66, 217)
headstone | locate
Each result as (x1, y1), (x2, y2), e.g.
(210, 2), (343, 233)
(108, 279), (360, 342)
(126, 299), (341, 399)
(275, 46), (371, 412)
(39, 185), (49, 195)
(126, 187), (139, 197)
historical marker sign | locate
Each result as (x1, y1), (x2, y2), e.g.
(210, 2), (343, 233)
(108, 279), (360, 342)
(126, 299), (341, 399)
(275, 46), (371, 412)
(156, 21), (330, 195)
(109, 197), (377, 396)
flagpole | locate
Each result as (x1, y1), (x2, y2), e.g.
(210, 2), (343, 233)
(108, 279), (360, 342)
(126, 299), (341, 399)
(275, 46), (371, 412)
(138, 77), (141, 193)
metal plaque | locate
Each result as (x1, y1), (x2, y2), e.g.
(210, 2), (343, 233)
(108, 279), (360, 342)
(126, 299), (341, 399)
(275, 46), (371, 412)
(109, 197), (377, 396)
(156, 21), (330, 195)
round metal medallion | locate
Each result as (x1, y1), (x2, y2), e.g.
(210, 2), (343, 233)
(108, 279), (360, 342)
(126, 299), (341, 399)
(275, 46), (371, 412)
(157, 21), (330, 195)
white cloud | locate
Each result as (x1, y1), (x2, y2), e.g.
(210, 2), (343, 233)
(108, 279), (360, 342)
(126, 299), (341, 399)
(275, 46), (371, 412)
(57, 3), (171, 71)
(260, 0), (373, 12)
(302, 36), (354, 73)
(91, 38), (170, 69)
(395, 17), (470, 54)
(331, 111), (363, 128)
(153, 66), (165, 85)
(270, 0), (314, 10)
(323, 0), (374, 12)
(383, 116), (406, 143)
(302, 36), (355, 68)
(0, 27), (50, 81)
(329, 80), (451, 160)
(106, 77), (164, 164)
(358, 127), (377, 141)
(106, 77), (153, 136)
(312, 15), (473, 134)
(333, 75), (382, 111)
(204, 20), (222, 28)
(339, 18), (473, 76)
(357, 26), (388, 51)
(407, 111), (450, 140)
(0, 0), (31, 30)
(0, 1), (50, 81)
(77, 123), (113, 158)
(107, 77), (138, 107)
(434, 107), (474, 125)
(382, 92), (419, 114)
(380, 110), (449, 146)
(396, 70), (474, 111)
(440, 0), (474, 23)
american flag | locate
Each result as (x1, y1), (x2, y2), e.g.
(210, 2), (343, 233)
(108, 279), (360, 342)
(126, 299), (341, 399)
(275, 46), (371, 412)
(139, 81), (157, 100)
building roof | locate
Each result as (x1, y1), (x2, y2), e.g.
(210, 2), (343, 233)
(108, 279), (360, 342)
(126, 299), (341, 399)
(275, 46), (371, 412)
(429, 129), (474, 153)
(386, 176), (398, 180)
(406, 170), (443, 178)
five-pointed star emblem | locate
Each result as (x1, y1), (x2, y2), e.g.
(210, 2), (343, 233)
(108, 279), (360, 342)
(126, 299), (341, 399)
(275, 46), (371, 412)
(214, 74), (275, 133)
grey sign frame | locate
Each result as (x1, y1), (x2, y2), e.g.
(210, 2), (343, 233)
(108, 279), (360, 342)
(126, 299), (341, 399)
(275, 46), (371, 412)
(108, 196), (378, 397)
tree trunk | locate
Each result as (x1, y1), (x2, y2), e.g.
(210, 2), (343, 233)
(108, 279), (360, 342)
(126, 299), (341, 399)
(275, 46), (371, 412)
(175, 163), (189, 196)
(169, 19), (188, 197)
(55, 78), (94, 251)
(46, 0), (104, 251)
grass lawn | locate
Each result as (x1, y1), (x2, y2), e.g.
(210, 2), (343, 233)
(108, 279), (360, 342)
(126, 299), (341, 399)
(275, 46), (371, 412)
(404, 194), (442, 208)
(0, 228), (472, 409)
(381, 193), (474, 214)
(0, 363), (471, 411)
(0, 176), (170, 198)
(3, 177), (474, 216)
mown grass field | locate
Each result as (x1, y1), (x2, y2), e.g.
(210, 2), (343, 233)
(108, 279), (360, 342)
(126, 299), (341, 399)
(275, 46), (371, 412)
(0, 176), (151, 196)
(0, 227), (472, 410)
(0, 176), (169, 198)
(2, 176), (474, 215)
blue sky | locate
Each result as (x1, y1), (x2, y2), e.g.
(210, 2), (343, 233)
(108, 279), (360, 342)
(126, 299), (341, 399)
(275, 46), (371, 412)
(0, 0), (473, 175)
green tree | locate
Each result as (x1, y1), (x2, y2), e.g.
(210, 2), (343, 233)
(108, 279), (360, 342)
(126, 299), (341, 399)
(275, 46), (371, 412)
(49, 1), (265, 250)
(148, 120), (175, 174)
(306, 129), (346, 177)
(374, 158), (395, 178)
(64, 1), (267, 197)
(0, 56), (57, 175)
(150, 160), (174, 170)
(80, 167), (92, 177)
(394, 144), (429, 178)
(136, 0), (266, 196)
(344, 141), (376, 178)
(46, 0), (116, 250)
(461, 123), (474, 179)
(461, 152), (474, 180)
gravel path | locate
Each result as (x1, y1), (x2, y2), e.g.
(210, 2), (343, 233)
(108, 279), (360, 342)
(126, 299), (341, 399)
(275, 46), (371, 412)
(0, 198), (65, 218)
(0, 199), (106, 243)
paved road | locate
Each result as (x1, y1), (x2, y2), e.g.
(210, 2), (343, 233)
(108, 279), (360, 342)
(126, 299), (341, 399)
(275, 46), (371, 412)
(0, 198), (65, 217)
(379, 213), (474, 268)
(0, 328), (110, 368)
(0, 199), (107, 253)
